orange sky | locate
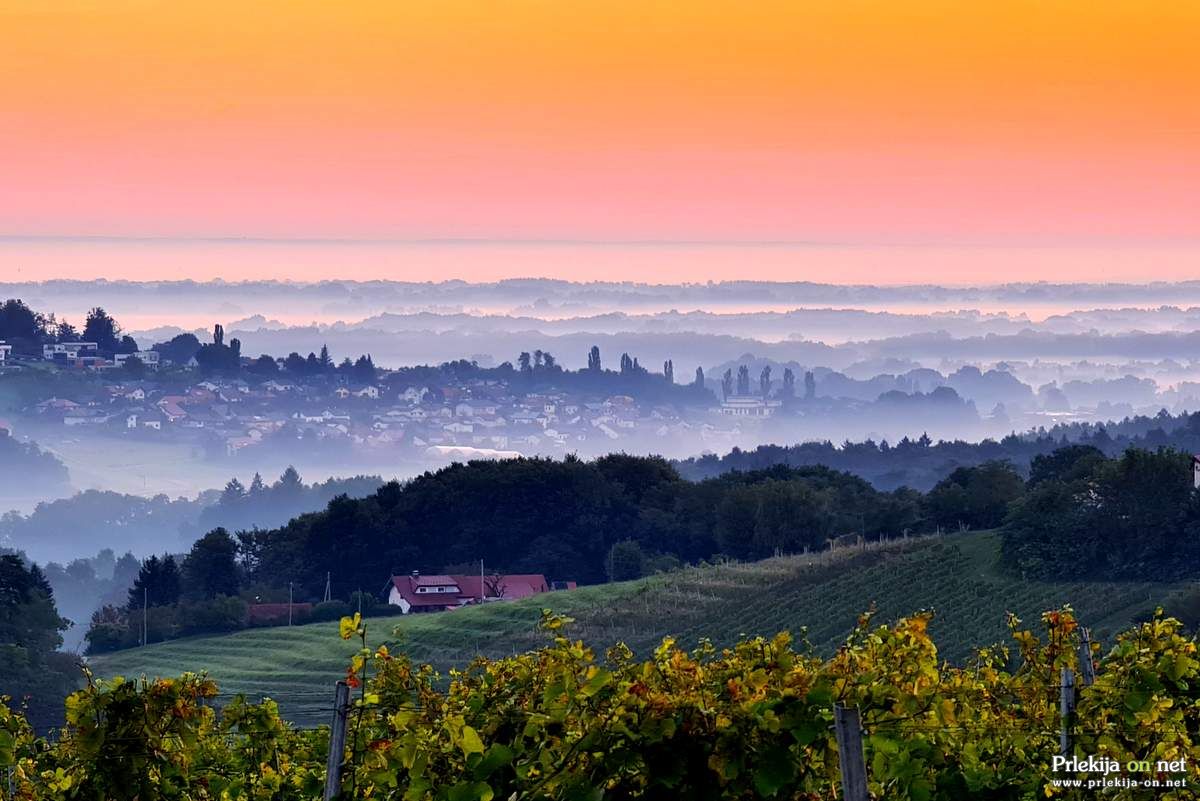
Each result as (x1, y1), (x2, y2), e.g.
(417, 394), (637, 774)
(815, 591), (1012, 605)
(1, 0), (1198, 282)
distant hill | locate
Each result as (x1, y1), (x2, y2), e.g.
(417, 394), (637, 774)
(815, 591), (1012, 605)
(89, 531), (1179, 727)
(0, 430), (70, 500)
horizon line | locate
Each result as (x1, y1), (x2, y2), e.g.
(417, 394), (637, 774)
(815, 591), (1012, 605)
(4, 234), (1200, 250)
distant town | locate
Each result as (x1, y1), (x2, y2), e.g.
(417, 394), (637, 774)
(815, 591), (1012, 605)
(6, 299), (1200, 486)
(1, 303), (804, 466)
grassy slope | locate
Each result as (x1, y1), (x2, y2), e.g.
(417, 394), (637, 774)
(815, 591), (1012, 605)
(89, 532), (1179, 727)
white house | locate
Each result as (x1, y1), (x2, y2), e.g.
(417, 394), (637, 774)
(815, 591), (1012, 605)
(0, 342), (11, 365)
(386, 573), (469, 614)
(352, 385), (380, 399)
(719, 396), (781, 417)
(114, 351), (161, 369)
(400, 386), (430, 404)
(43, 342), (99, 360)
(64, 409), (110, 426)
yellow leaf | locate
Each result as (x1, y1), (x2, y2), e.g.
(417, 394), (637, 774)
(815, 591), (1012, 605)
(340, 613), (363, 640)
(461, 725), (485, 756)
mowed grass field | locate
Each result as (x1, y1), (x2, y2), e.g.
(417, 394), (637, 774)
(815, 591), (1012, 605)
(89, 532), (1181, 727)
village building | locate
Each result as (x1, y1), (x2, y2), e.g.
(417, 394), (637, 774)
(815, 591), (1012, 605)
(385, 571), (563, 614)
(718, 396), (782, 417)
(43, 342), (100, 361)
(114, 351), (161, 369)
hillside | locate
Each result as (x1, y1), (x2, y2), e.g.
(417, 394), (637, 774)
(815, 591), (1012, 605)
(89, 531), (1181, 727)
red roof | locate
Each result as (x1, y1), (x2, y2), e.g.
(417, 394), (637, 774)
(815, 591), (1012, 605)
(388, 572), (555, 609)
(452, 574), (550, 601)
(410, 574), (459, 588)
(388, 575), (468, 609)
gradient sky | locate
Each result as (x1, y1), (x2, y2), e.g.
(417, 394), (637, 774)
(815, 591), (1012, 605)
(1, 0), (1198, 283)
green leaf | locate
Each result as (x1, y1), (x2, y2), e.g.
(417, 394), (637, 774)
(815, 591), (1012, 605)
(868, 734), (901, 755)
(403, 776), (432, 801)
(805, 682), (833, 707)
(461, 724), (485, 756)
(581, 668), (612, 697)
(448, 780), (494, 801)
(753, 746), (797, 797)
(473, 744), (514, 779)
(788, 717), (824, 746)
(1123, 690), (1150, 712)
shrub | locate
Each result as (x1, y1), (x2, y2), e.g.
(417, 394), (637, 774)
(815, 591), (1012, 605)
(177, 595), (247, 636)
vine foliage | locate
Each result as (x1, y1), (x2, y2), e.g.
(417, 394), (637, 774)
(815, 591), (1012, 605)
(2, 607), (1198, 800)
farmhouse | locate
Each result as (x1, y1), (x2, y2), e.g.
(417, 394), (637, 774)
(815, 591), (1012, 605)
(0, 341), (10, 365)
(386, 573), (473, 613)
(386, 571), (558, 614)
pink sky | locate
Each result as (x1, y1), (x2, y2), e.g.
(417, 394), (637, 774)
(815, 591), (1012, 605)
(2, 1), (1198, 283)
(2, 239), (1199, 286)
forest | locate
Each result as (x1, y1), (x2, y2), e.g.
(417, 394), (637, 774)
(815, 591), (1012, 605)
(0, 470), (384, 564)
(1001, 445), (1200, 580)
(677, 407), (1200, 489)
(0, 428), (70, 499)
(79, 444), (1200, 659)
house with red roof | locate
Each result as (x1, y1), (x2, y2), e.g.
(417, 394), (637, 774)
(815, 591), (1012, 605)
(386, 570), (566, 614)
(156, 396), (189, 423)
(386, 572), (474, 613)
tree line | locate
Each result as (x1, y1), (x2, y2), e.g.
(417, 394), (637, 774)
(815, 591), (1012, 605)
(384, 346), (715, 406)
(1001, 445), (1200, 580)
(73, 450), (1053, 654)
(0, 555), (75, 732)
(0, 469), (383, 564)
(5, 298), (715, 405)
(677, 408), (1200, 490)
(0, 299), (138, 357)
(0, 428), (70, 496)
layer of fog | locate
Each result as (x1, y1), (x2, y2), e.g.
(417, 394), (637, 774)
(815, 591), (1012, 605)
(10, 279), (1200, 567)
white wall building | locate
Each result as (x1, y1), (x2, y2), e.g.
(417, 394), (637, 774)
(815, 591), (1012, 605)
(0, 342), (11, 365)
(114, 351), (161, 368)
(719, 396), (782, 417)
(43, 342), (99, 360)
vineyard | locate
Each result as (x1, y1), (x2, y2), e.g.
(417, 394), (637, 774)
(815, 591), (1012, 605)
(5, 607), (1200, 800)
(87, 532), (1181, 728)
